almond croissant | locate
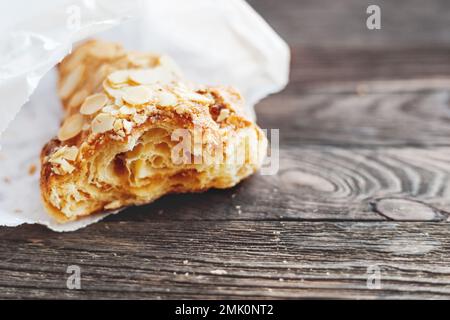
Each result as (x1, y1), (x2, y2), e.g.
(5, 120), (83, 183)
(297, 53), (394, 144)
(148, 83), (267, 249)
(40, 40), (267, 222)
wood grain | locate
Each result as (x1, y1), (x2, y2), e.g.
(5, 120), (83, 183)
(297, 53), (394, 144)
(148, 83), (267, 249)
(0, 221), (449, 299)
(248, 0), (450, 48)
(287, 47), (450, 92)
(258, 87), (450, 147)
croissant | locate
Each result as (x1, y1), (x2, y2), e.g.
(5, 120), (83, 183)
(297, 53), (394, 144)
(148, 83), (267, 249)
(40, 40), (267, 222)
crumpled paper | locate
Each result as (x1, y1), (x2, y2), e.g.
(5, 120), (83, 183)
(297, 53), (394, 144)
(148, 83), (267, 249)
(0, 0), (290, 231)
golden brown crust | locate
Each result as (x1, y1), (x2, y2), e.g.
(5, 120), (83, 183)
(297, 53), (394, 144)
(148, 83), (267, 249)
(41, 40), (267, 222)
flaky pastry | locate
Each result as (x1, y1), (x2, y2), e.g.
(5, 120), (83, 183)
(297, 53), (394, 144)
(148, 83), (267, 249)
(40, 40), (267, 222)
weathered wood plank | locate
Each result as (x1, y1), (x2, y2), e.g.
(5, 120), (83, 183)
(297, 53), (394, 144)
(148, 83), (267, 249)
(286, 47), (450, 92)
(249, 0), (450, 48)
(0, 221), (449, 299)
(258, 88), (450, 147)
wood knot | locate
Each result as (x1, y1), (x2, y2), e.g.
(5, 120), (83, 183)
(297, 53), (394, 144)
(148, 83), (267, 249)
(370, 197), (448, 221)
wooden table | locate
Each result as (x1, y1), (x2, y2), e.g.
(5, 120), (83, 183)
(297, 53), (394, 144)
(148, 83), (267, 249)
(1, 0), (450, 299)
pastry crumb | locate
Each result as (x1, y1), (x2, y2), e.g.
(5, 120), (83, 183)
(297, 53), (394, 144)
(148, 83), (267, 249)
(28, 164), (37, 175)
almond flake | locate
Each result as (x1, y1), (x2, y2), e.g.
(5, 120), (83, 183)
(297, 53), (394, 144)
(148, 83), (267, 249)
(89, 42), (124, 59)
(217, 108), (231, 122)
(92, 113), (115, 134)
(132, 113), (147, 125)
(59, 159), (75, 174)
(108, 70), (129, 85)
(61, 146), (79, 161)
(59, 65), (85, 99)
(103, 81), (124, 99)
(129, 67), (176, 85)
(50, 160), (74, 175)
(157, 91), (178, 107)
(80, 93), (109, 115)
(119, 105), (136, 115)
(92, 64), (111, 89)
(58, 114), (84, 141)
(115, 97), (124, 107)
(146, 105), (158, 113)
(122, 120), (133, 133)
(102, 105), (120, 116)
(49, 146), (79, 163)
(186, 92), (214, 104)
(67, 89), (88, 110)
(113, 119), (124, 132)
(122, 86), (152, 105)
(48, 146), (79, 175)
(128, 53), (152, 67)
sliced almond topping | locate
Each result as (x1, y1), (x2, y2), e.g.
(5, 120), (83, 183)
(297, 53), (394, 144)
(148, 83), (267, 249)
(115, 97), (124, 107)
(113, 120), (126, 138)
(156, 91), (178, 107)
(122, 85), (153, 105)
(217, 108), (231, 122)
(61, 146), (79, 161)
(129, 68), (175, 85)
(146, 105), (158, 113)
(61, 49), (86, 74)
(92, 113), (115, 134)
(119, 105), (136, 115)
(128, 69), (153, 85)
(89, 42), (124, 59)
(102, 105), (120, 115)
(185, 92), (214, 104)
(108, 70), (130, 85)
(128, 54), (150, 68)
(58, 114), (84, 141)
(59, 65), (85, 99)
(80, 93), (109, 115)
(48, 146), (79, 175)
(122, 120), (133, 133)
(92, 64), (111, 89)
(59, 159), (76, 174)
(103, 82), (124, 99)
(113, 119), (124, 132)
(132, 113), (147, 125)
(128, 52), (159, 68)
(50, 146), (79, 163)
(67, 89), (88, 111)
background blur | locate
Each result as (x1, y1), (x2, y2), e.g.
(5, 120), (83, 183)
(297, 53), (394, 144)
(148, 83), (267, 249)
(249, 0), (450, 88)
